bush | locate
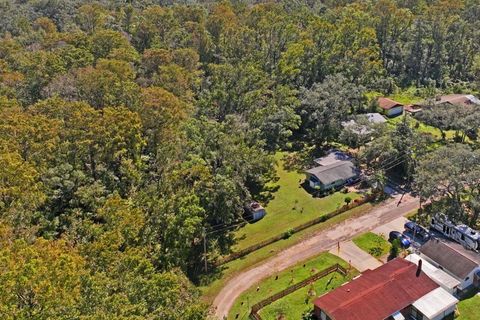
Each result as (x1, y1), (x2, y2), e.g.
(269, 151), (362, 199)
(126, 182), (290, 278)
(368, 247), (384, 257)
(283, 228), (294, 239)
(344, 197), (352, 205)
(341, 187), (348, 194)
(389, 239), (400, 260)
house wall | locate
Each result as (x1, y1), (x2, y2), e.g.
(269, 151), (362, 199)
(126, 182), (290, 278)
(386, 106), (404, 117)
(426, 304), (456, 320)
(461, 267), (480, 290)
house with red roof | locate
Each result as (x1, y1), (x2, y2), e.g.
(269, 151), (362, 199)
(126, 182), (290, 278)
(313, 258), (458, 320)
(377, 97), (404, 117)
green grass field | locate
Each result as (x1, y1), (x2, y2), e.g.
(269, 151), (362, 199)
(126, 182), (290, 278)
(233, 153), (361, 251)
(387, 114), (458, 141)
(457, 293), (480, 320)
(387, 87), (424, 105)
(228, 253), (357, 320)
(353, 232), (391, 258)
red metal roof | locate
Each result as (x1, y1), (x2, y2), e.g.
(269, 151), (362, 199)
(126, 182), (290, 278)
(377, 97), (403, 110)
(314, 258), (439, 320)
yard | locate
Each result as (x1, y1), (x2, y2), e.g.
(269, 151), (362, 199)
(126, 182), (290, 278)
(228, 253), (357, 320)
(353, 232), (391, 258)
(233, 152), (361, 251)
(457, 293), (480, 320)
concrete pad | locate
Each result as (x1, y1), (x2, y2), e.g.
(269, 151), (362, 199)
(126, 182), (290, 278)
(372, 216), (408, 239)
(329, 240), (382, 272)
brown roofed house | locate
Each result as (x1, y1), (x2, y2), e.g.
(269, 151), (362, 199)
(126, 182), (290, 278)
(377, 97), (404, 117)
(419, 239), (480, 292)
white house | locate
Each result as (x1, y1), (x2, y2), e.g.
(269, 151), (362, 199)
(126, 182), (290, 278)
(419, 239), (480, 292)
(378, 97), (404, 117)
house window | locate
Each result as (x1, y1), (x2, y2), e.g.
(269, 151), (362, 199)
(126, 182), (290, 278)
(465, 277), (470, 281)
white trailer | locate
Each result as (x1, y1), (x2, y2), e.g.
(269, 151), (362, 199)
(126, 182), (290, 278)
(430, 214), (480, 251)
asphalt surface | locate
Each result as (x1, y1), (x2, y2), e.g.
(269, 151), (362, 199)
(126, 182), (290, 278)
(213, 194), (420, 319)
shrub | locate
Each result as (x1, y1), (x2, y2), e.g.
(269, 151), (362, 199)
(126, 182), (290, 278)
(389, 239), (400, 260)
(368, 247), (383, 257)
(283, 228), (294, 239)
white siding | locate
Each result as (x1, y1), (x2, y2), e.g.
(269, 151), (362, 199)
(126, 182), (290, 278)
(387, 106), (404, 117)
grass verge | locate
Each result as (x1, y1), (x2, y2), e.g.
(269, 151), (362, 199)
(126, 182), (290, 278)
(353, 232), (391, 258)
(228, 253), (358, 320)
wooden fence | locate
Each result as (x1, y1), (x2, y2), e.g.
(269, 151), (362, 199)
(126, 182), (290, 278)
(216, 194), (374, 266)
(248, 264), (348, 320)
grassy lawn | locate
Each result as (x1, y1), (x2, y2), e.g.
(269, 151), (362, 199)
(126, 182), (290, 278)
(233, 152), (361, 251)
(228, 253), (358, 320)
(387, 114), (457, 141)
(387, 87), (424, 104)
(200, 203), (373, 302)
(353, 232), (391, 258)
(457, 293), (480, 320)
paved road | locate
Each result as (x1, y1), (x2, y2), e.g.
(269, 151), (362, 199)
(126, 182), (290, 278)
(213, 194), (420, 319)
(329, 240), (382, 272)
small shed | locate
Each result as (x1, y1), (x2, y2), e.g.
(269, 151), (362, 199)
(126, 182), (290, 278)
(378, 97), (404, 117)
(246, 201), (266, 222)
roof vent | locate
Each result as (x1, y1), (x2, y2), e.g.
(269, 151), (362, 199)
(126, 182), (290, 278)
(416, 259), (423, 277)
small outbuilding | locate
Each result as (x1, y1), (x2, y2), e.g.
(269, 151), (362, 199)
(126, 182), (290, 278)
(246, 201), (266, 222)
(378, 97), (404, 117)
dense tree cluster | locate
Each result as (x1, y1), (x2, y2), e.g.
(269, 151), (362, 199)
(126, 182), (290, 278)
(1, 0), (480, 318)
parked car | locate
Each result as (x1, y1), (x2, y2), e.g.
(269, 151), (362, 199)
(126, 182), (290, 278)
(388, 231), (411, 248)
(404, 221), (430, 241)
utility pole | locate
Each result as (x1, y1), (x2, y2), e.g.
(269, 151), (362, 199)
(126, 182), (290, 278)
(203, 228), (208, 273)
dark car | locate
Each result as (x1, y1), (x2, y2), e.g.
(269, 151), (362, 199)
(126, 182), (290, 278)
(404, 221), (430, 241)
(388, 231), (411, 248)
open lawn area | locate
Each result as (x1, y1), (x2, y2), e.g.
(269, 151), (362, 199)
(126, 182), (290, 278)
(233, 152), (361, 251)
(353, 232), (391, 258)
(387, 114), (458, 141)
(457, 293), (480, 320)
(228, 253), (357, 320)
(387, 87), (424, 105)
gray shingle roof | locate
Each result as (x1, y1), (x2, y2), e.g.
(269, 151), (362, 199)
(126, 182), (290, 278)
(306, 161), (357, 185)
(420, 239), (479, 279)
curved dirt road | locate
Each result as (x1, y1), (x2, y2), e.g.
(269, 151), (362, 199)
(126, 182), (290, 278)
(213, 194), (419, 319)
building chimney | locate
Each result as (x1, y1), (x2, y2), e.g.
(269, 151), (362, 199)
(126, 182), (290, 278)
(416, 259), (423, 277)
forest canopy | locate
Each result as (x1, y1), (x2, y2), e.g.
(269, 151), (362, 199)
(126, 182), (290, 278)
(1, 0), (480, 318)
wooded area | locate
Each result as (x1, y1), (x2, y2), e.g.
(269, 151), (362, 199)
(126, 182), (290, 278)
(1, 0), (480, 318)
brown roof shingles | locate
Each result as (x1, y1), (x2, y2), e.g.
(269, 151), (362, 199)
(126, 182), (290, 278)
(377, 97), (403, 110)
(420, 239), (479, 279)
